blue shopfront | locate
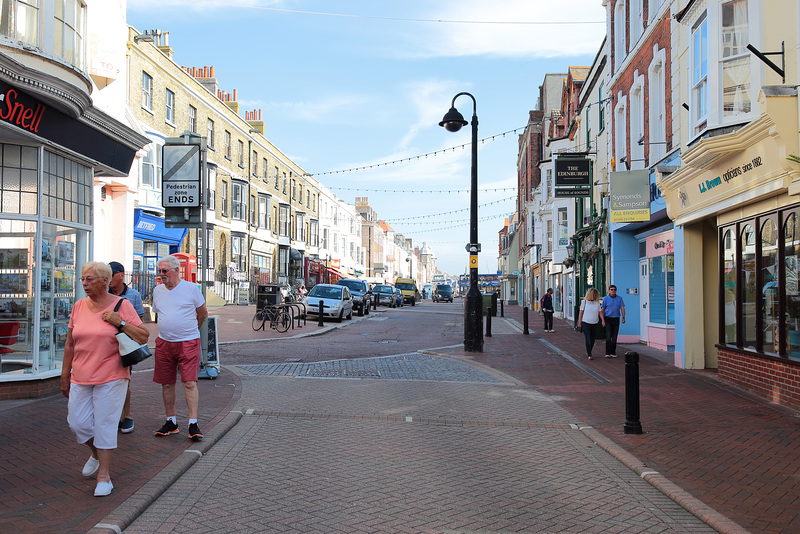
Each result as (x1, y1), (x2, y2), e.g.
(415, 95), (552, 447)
(133, 209), (187, 274)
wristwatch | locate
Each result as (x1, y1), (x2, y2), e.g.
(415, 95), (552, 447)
(119, 320), (127, 328)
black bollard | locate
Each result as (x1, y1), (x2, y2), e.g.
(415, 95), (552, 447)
(523, 307), (529, 335)
(318, 301), (325, 327)
(500, 300), (504, 317)
(486, 307), (492, 337)
(624, 351), (643, 435)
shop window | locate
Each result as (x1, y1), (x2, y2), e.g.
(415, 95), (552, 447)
(722, 229), (736, 344)
(784, 214), (800, 360)
(42, 150), (92, 225)
(761, 220), (779, 354)
(740, 223), (756, 349)
(649, 254), (674, 325)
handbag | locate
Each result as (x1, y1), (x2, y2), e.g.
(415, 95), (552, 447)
(113, 299), (152, 367)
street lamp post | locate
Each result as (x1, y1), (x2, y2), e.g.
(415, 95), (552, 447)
(440, 92), (483, 352)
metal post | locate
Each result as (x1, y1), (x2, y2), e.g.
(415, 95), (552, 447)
(485, 307), (492, 337)
(318, 301), (324, 327)
(523, 307), (529, 335)
(500, 300), (504, 317)
(624, 351), (643, 434)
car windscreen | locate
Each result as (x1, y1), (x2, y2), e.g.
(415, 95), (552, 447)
(308, 286), (342, 299)
(437, 285), (452, 293)
(396, 283), (415, 290)
(337, 280), (364, 291)
(374, 285), (393, 293)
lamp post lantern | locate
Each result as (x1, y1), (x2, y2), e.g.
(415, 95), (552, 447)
(440, 92), (483, 352)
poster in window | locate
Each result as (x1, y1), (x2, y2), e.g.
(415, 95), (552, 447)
(40, 298), (51, 320)
(55, 297), (73, 320)
(57, 241), (75, 267)
(55, 325), (68, 350)
(0, 249), (28, 269)
(0, 273), (27, 294)
(41, 239), (52, 263)
(40, 269), (51, 292)
(54, 270), (74, 293)
(0, 297), (27, 319)
(39, 326), (51, 351)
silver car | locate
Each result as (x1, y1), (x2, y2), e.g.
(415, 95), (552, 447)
(305, 284), (354, 322)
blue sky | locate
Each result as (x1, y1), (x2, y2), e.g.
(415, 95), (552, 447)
(126, 0), (606, 276)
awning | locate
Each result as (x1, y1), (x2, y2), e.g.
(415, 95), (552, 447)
(133, 210), (187, 246)
(326, 265), (348, 279)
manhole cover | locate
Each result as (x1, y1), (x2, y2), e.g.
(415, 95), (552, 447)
(378, 340), (398, 344)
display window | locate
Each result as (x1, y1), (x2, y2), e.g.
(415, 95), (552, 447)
(719, 205), (800, 359)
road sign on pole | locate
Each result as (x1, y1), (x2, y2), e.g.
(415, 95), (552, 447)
(162, 144), (201, 208)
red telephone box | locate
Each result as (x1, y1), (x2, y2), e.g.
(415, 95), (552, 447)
(173, 253), (197, 283)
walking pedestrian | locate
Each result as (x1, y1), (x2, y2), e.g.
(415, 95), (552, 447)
(542, 288), (554, 332)
(601, 285), (626, 358)
(108, 261), (145, 434)
(61, 261), (149, 497)
(152, 255), (208, 441)
(577, 288), (604, 360)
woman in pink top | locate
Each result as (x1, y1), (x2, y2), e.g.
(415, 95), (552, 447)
(60, 261), (149, 497)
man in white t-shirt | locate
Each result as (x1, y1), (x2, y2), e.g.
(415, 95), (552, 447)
(151, 255), (208, 441)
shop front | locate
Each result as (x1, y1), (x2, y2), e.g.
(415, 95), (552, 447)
(659, 87), (800, 409)
(132, 209), (187, 274)
(0, 79), (147, 397)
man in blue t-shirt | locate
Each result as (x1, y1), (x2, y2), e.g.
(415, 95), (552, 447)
(600, 285), (625, 358)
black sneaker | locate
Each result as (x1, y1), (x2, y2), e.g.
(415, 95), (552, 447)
(155, 420), (179, 436)
(119, 417), (134, 434)
(188, 422), (203, 442)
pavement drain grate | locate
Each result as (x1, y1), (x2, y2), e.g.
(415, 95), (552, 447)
(238, 353), (505, 384)
(378, 340), (398, 343)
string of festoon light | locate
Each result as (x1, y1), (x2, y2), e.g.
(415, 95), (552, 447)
(402, 213), (509, 235)
(384, 195), (516, 222)
(311, 126), (526, 177)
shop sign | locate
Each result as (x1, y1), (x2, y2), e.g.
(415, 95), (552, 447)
(554, 158), (591, 197)
(646, 229), (674, 257)
(610, 170), (650, 222)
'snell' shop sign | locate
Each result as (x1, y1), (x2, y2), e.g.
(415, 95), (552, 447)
(0, 79), (136, 175)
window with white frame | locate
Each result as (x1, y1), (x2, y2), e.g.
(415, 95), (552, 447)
(221, 181), (228, 217)
(224, 130), (231, 159)
(630, 78), (645, 169)
(614, 0), (627, 70)
(232, 182), (246, 221)
(310, 220), (319, 247)
(262, 158), (268, 182)
(558, 208), (569, 247)
(296, 213), (305, 241)
(207, 166), (216, 208)
(274, 166), (279, 189)
(614, 95), (627, 169)
(691, 13), (708, 134)
(198, 226), (215, 273)
(231, 233), (246, 272)
(278, 204), (290, 237)
(546, 219), (553, 255)
(249, 194), (257, 226)
(648, 0), (664, 22)
(252, 151), (258, 176)
(207, 119), (215, 149)
(55, 0), (84, 68)
(258, 195), (270, 229)
(598, 82), (605, 132)
(648, 50), (667, 162)
(237, 140), (244, 167)
(322, 227), (329, 249)
(142, 72), (153, 110)
(189, 105), (197, 133)
(631, 0), (643, 46)
(1, 0), (39, 46)
(165, 89), (175, 124)
(142, 141), (162, 188)
(721, 0), (750, 117)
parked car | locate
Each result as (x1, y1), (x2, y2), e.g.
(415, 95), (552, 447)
(373, 284), (397, 307)
(433, 284), (454, 303)
(394, 287), (405, 307)
(336, 278), (372, 316)
(394, 278), (418, 306)
(304, 284), (353, 322)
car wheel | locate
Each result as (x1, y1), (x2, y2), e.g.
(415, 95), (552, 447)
(336, 311), (343, 322)
(365, 304), (370, 315)
(347, 308), (353, 320)
(358, 306), (364, 317)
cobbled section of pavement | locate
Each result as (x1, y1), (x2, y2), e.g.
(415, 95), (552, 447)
(125, 378), (715, 533)
(237, 353), (508, 383)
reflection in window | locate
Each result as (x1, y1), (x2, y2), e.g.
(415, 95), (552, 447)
(761, 220), (778, 354)
(723, 229), (736, 344)
(741, 224), (756, 349)
(785, 214), (800, 359)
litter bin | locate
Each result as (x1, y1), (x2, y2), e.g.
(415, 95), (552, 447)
(257, 284), (280, 311)
(482, 293), (497, 317)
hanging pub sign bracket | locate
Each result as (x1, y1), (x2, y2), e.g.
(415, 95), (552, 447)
(747, 42), (785, 84)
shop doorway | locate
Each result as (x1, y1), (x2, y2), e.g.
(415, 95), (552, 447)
(639, 259), (649, 343)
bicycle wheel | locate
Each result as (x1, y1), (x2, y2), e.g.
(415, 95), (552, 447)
(252, 310), (266, 331)
(274, 310), (292, 333)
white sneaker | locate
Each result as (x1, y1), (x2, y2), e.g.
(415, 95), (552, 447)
(94, 480), (113, 497)
(82, 456), (99, 477)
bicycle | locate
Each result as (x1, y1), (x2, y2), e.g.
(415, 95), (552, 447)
(251, 305), (292, 333)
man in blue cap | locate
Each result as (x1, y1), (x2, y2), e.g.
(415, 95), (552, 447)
(108, 261), (145, 433)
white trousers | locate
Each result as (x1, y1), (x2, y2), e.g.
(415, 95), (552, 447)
(67, 379), (127, 449)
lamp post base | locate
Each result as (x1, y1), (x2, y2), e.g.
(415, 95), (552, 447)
(464, 287), (484, 352)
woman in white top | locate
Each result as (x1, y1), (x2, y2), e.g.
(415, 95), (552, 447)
(578, 288), (605, 360)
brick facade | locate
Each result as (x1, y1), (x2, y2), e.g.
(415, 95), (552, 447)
(0, 376), (60, 400)
(718, 349), (800, 412)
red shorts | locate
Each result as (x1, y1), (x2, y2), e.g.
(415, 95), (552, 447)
(153, 337), (201, 384)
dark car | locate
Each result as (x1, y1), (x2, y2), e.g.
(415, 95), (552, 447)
(433, 284), (453, 303)
(394, 287), (404, 307)
(373, 284), (397, 307)
(336, 278), (372, 316)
